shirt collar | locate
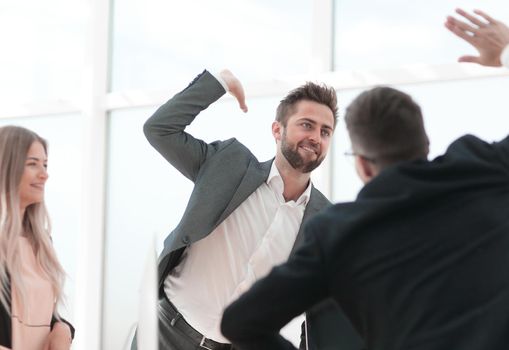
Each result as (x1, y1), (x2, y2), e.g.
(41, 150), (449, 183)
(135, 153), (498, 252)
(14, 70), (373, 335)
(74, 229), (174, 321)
(266, 161), (312, 206)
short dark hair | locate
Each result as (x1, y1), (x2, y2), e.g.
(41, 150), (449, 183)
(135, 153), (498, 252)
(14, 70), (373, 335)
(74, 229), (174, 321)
(345, 86), (429, 167)
(276, 82), (338, 127)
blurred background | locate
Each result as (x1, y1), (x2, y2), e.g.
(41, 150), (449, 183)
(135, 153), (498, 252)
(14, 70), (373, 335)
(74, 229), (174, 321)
(1, 0), (508, 348)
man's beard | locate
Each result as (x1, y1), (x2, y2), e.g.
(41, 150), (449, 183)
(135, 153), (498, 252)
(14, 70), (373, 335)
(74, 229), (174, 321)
(281, 130), (324, 173)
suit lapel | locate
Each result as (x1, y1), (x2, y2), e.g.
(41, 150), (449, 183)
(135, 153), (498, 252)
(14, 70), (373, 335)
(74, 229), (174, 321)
(291, 186), (324, 254)
(216, 159), (273, 226)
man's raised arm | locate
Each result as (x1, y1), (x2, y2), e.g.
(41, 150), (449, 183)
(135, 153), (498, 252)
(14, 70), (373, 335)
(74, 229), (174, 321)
(143, 69), (247, 182)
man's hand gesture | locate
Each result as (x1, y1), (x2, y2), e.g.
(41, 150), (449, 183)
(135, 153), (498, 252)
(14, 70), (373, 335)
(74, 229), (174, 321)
(220, 69), (248, 113)
(445, 8), (509, 67)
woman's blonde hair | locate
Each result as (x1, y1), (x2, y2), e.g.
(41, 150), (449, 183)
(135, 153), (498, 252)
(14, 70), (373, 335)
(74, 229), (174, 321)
(0, 125), (65, 316)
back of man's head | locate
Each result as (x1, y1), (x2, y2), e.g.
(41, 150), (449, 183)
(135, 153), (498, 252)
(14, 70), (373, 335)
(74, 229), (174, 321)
(345, 86), (429, 169)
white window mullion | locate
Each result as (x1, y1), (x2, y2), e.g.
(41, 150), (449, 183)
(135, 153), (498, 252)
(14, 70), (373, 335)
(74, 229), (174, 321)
(311, 0), (335, 199)
(73, 0), (111, 348)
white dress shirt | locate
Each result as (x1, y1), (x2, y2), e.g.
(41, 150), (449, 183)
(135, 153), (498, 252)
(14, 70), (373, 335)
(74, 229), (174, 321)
(164, 162), (312, 343)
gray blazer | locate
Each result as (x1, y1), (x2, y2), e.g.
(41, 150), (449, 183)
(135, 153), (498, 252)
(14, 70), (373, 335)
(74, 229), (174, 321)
(143, 70), (330, 290)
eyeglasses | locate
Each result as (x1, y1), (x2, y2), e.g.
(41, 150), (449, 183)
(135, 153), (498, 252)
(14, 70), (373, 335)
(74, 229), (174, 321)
(343, 150), (377, 163)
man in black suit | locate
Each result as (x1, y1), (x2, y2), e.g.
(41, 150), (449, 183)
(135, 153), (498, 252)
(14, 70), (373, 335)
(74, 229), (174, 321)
(221, 9), (509, 350)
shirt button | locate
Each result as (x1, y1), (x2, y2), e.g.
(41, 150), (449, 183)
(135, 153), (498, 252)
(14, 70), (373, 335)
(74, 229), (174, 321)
(182, 236), (190, 244)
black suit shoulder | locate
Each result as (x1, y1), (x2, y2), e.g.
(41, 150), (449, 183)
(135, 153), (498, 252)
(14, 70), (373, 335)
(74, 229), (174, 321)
(443, 134), (509, 170)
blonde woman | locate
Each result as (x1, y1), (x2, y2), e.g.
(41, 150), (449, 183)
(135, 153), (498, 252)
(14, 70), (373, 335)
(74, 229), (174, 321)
(0, 126), (74, 350)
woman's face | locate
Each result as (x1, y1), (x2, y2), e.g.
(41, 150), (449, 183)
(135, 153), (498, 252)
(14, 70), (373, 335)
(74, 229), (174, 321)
(19, 141), (48, 210)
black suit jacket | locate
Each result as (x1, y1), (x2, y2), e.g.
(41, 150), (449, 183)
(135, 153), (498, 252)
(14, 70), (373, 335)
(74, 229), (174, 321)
(222, 134), (509, 350)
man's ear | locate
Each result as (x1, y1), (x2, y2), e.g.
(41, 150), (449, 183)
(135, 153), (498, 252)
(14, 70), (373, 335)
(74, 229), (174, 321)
(355, 156), (377, 184)
(272, 121), (282, 142)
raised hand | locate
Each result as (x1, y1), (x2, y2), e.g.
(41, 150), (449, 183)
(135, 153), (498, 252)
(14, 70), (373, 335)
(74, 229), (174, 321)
(219, 69), (248, 113)
(445, 8), (509, 66)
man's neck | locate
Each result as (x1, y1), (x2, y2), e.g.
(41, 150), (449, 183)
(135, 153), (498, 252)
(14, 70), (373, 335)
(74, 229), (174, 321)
(274, 156), (311, 202)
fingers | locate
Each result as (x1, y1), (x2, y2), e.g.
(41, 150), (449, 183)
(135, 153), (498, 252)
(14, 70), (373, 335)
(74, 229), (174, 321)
(444, 19), (475, 45)
(237, 96), (248, 113)
(235, 95), (248, 113)
(473, 9), (497, 24)
(455, 8), (488, 28)
(458, 55), (481, 64)
(446, 14), (477, 35)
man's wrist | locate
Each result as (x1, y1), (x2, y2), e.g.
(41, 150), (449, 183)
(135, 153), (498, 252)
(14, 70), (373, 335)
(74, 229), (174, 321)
(500, 43), (509, 68)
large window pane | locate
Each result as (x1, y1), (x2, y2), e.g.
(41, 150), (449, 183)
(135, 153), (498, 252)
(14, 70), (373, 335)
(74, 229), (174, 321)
(0, 1), (86, 104)
(0, 114), (82, 320)
(103, 94), (283, 349)
(111, 0), (312, 91)
(334, 0), (509, 70)
(333, 76), (509, 202)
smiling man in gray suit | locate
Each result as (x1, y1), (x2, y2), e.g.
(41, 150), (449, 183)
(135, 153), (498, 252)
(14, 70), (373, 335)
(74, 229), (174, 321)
(134, 69), (363, 350)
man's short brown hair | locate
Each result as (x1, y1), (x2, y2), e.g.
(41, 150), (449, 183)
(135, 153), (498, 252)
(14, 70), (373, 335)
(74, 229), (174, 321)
(276, 82), (338, 127)
(345, 86), (429, 167)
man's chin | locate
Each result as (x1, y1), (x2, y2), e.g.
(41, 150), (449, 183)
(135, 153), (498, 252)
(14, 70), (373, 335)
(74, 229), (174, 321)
(296, 160), (323, 173)
(282, 147), (323, 173)
(297, 167), (313, 174)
